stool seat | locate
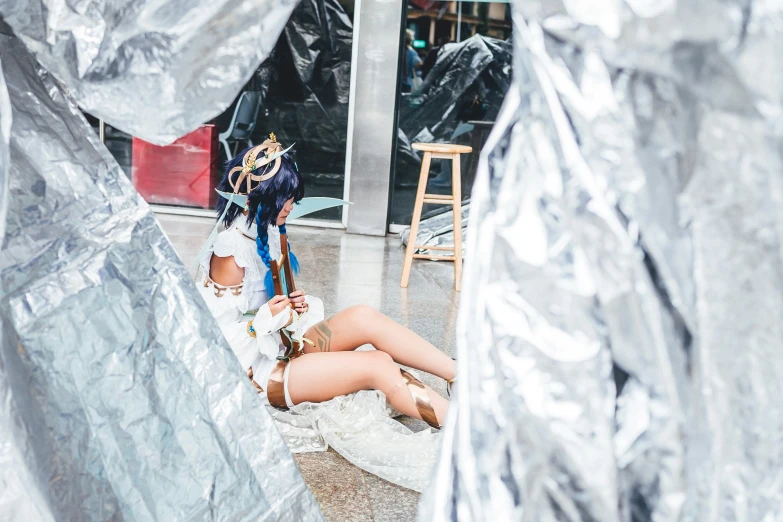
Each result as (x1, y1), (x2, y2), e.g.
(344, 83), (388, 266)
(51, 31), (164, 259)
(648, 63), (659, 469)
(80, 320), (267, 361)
(412, 143), (473, 154)
(401, 143), (469, 291)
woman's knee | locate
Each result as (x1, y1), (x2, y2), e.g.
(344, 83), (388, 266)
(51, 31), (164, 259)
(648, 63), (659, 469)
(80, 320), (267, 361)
(367, 349), (393, 364)
(344, 304), (380, 325)
(341, 305), (382, 344)
(365, 350), (399, 389)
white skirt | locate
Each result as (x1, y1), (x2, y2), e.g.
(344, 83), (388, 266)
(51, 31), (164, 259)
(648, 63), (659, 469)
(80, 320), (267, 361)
(219, 318), (298, 408)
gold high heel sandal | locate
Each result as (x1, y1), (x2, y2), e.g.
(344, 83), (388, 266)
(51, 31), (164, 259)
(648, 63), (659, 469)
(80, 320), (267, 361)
(400, 369), (442, 429)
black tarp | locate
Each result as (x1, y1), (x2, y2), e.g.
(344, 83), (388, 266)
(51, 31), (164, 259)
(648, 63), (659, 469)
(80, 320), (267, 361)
(251, 0), (352, 185)
(218, 15), (513, 225)
(215, 0), (353, 220)
(391, 34), (513, 224)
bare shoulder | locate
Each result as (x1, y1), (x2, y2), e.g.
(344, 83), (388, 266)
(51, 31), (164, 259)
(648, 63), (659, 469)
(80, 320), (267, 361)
(209, 254), (245, 286)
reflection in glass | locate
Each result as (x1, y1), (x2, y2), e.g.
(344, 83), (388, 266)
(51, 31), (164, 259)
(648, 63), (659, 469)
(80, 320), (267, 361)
(89, 0), (354, 221)
(390, 1), (513, 226)
(215, 0), (354, 221)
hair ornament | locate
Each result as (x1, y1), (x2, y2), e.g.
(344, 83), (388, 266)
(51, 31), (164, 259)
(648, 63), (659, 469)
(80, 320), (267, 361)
(226, 133), (295, 195)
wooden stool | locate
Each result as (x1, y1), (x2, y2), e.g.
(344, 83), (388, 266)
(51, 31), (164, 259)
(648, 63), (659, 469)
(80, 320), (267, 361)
(400, 143), (472, 291)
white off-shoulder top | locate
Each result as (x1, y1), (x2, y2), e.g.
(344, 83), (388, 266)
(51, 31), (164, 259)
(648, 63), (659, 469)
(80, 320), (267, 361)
(196, 218), (324, 397)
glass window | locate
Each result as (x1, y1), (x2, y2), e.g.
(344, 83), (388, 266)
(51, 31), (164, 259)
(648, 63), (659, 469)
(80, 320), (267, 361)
(91, 0), (355, 222)
(389, 1), (512, 226)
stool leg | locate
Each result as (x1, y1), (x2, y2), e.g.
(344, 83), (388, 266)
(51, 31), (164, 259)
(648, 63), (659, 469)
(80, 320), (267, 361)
(451, 153), (463, 291)
(401, 151), (432, 288)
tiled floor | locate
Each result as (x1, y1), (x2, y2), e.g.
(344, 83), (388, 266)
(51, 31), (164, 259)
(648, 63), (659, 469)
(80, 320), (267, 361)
(157, 213), (459, 522)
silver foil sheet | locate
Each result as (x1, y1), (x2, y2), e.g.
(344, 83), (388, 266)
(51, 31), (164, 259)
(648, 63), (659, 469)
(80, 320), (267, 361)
(0, 0), (299, 145)
(0, 53), (8, 241)
(400, 203), (468, 258)
(421, 1), (783, 521)
(0, 31), (322, 521)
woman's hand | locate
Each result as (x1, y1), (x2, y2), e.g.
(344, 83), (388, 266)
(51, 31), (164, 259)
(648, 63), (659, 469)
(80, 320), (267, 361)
(268, 295), (291, 316)
(289, 289), (308, 314)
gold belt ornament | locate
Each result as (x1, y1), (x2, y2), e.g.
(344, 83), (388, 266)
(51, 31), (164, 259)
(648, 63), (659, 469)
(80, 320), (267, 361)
(203, 275), (242, 297)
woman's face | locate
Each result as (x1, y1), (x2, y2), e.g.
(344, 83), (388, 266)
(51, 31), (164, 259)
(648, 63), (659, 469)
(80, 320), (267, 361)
(276, 198), (295, 225)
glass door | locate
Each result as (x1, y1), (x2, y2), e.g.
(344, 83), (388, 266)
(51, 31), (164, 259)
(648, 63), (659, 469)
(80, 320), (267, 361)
(92, 0), (356, 223)
(389, 0), (513, 226)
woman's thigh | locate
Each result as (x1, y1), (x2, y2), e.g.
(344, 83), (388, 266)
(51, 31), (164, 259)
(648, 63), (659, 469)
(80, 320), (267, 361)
(303, 305), (376, 354)
(285, 350), (393, 405)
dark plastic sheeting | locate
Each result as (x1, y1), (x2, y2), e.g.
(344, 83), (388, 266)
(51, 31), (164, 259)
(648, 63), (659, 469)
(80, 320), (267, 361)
(391, 35), (512, 225)
(250, 0), (352, 196)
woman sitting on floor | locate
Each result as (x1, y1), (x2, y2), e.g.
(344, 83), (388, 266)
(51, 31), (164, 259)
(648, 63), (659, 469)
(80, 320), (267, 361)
(197, 135), (455, 429)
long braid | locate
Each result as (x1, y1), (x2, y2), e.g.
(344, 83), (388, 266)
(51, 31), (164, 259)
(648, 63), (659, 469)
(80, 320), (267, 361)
(279, 224), (300, 275)
(255, 213), (276, 298)
(256, 215), (299, 298)
(217, 142), (304, 299)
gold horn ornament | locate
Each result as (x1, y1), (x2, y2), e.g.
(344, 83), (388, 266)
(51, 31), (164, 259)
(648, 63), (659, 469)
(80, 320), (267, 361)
(226, 133), (289, 195)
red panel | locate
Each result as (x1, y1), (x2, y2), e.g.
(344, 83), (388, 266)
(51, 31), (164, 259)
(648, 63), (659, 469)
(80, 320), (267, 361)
(410, 0), (439, 9)
(132, 125), (219, 209)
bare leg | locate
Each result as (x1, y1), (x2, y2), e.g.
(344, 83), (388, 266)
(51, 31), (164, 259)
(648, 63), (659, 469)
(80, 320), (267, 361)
(286, 350), (449, 426)
(303, 305), (455, 381)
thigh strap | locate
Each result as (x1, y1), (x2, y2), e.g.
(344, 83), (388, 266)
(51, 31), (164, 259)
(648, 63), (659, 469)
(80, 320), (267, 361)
(400, 369), (441, 429)
(247, 367), (264, 394)
(267, 359), (290, 409)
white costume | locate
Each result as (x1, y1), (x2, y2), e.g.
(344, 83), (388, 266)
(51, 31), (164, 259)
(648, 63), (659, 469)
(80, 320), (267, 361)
(195, 136), (440, 492)
(196, 217), (323, 407)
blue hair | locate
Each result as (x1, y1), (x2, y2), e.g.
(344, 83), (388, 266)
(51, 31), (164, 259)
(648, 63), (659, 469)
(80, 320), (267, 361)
(215, 145), (305, 229)
(256, 217), (300, 297)
(215, 144), (304, 298)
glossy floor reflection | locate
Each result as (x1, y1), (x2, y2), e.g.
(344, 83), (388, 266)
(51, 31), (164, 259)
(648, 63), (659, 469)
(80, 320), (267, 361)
(158, 213), (459, 522)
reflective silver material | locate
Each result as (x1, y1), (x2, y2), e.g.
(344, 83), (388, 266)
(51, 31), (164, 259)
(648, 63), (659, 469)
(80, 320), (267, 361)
(0, 0), (299, 145)
(0, 33), (322, 521)
(421, 1), (783, 521)
(0, 53), (8, 240)
(0, 56), (54, 522)
(400, 203), (468, 258)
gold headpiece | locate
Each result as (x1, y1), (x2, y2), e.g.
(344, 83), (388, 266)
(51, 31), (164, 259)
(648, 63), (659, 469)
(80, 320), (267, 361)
(227, 133), (288, 195)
